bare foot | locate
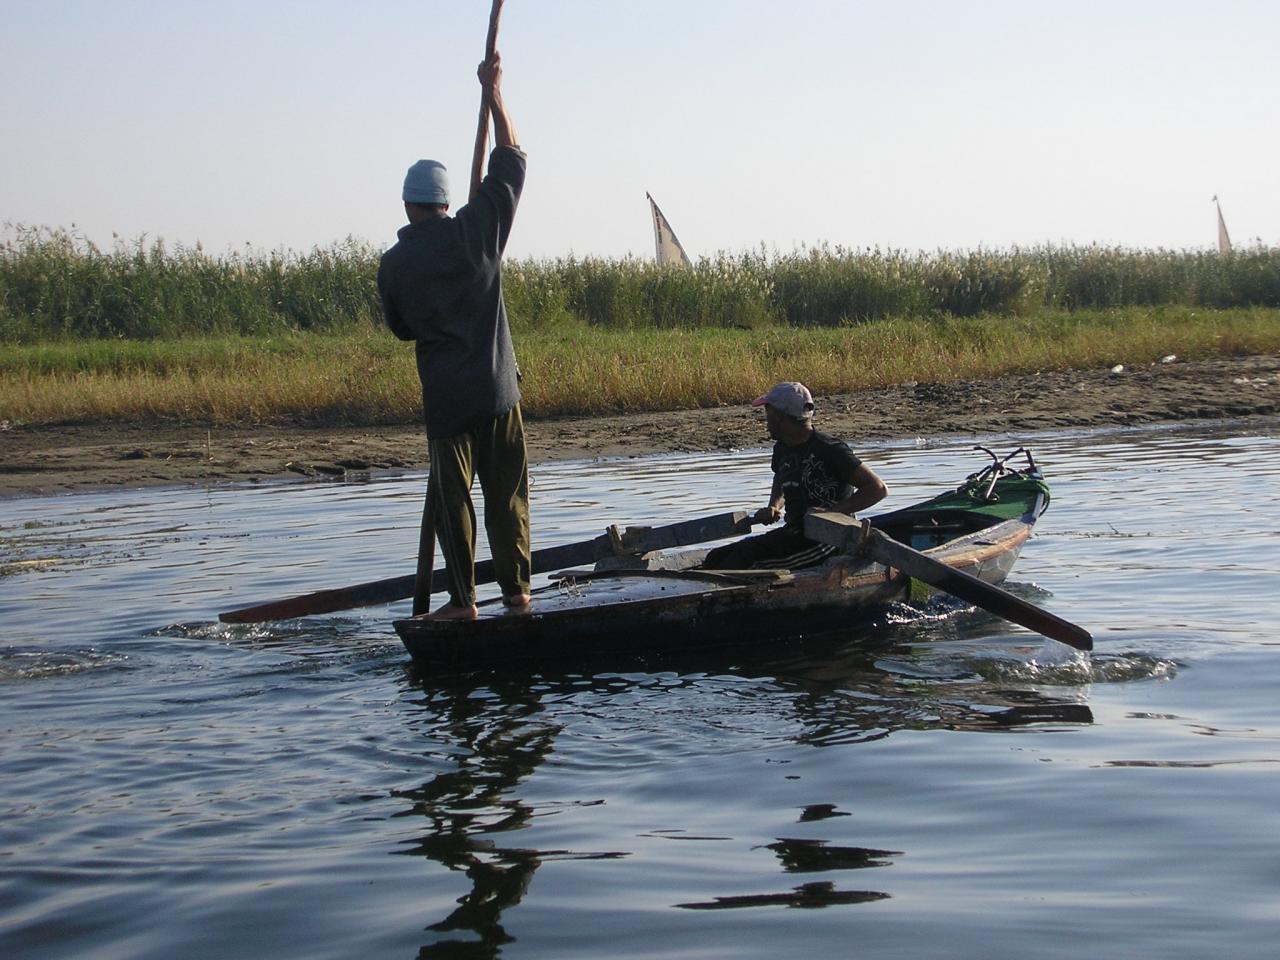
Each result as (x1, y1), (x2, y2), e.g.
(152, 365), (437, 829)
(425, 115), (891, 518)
(502, 593), (531, 609)
(424, 602), (479, 621)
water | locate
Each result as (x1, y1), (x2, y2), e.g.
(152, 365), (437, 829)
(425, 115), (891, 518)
(3, 420), (1279, 959)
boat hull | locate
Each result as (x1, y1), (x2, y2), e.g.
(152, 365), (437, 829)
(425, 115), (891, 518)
(394, 514), (1034, 666)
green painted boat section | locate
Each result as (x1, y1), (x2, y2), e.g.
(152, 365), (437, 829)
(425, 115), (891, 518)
(889, 471), (1051, 523)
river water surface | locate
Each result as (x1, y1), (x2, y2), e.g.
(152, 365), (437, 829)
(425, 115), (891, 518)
(3, 420), (1279, 959)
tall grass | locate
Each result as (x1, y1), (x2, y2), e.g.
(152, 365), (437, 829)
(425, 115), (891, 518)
(0, 225), (383, 342)
(4, 224), (1278, 343)
(1040, 246), (1280, 309)
(505, 254), (776, 330)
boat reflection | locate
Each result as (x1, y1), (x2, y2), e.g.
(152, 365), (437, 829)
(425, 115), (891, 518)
(674, 880), (890, 910)
(672, 836), (903, 911)
(391, 675), (558, 957)
(765, 837), (901, 874)
(391, 636), (1091, 955)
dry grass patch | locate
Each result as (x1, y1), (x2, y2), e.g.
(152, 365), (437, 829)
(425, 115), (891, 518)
(2, 307), (1278, 427)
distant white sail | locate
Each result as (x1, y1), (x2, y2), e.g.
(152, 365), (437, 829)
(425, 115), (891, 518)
(646, 192), (691, 267)
(1213, 195), (1232, 255)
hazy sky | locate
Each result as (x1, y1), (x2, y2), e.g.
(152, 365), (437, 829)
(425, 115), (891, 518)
(3, 0), (1275, 260)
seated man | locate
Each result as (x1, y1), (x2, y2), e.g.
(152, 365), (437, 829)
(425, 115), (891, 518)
(703, 381), (888, 570)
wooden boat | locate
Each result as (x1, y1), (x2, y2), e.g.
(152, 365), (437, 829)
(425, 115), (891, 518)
(394, 448), (1080, 664)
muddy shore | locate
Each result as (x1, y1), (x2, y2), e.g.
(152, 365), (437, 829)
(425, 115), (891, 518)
(3, 355), (1277, 498)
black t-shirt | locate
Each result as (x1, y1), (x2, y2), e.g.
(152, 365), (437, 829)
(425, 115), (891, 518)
(771, 430), (863, 529)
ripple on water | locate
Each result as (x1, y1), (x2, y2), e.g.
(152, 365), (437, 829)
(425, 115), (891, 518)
(946, 649), (1181, 687)
(2, 422), (1279, 960)
(0, 645), (131, 681)
(152, 617), (405, 660)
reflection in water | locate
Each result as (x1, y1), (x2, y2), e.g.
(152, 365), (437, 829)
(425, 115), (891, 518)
(755, 636), (1094, 746)
(678, 837), (899, 913)
(394, 673), (634, 958)
(394, 675), (559, 958)
(765, 838), (901, 873)
(1104, 758), (1280, 769)
(798, 803), (851, 822)
(390, 639), (1092, 954)
(675, 880), (890, 910)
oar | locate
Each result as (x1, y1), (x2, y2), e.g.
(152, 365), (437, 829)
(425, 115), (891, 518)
(806, 512), (1092, 651)
(219, 510), (753, 624)
(862, 526), (1092, 651)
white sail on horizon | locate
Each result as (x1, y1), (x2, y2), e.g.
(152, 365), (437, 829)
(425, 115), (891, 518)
(1213, 195), (1232, 255)
(646, 192), (691, 267)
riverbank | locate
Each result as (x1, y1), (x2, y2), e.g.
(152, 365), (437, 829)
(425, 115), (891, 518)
(3, 354), (1278, 497)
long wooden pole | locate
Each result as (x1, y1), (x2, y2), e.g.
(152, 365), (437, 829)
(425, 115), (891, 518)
(411, 467), (438, 615)
(414, 0), (505, 616)
(469, 0), (505, 202)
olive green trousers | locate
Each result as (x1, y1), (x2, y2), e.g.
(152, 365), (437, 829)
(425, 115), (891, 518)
(427, 403), (532, 608)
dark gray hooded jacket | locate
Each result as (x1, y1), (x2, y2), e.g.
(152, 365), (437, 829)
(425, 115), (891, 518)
(378, 145), (526, 438)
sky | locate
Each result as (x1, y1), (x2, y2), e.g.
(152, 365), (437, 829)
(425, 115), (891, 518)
(2, 0), (1276, 261)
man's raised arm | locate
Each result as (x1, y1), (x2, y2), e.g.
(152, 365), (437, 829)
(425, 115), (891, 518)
(478, 53), (519, 149)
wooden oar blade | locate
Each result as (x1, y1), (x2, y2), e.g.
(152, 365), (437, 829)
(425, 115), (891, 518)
(803, 511), (1091, 651)
(219, 510), (752, 624)
(862, 527), (1093, 651)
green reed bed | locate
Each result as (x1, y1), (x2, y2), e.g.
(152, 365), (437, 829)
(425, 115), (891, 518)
(5, 225), (1279, 344)
(1039, 246), (1280, 310)
(0, 226), (383, 342)
(4, 308), (1278, 427)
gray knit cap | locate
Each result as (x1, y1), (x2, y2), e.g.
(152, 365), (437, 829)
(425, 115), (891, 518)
(402, 160), (449, 205)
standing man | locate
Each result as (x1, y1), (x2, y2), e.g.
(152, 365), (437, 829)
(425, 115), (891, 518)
(378, 52), (530, 621)
(703, 381), (888, 570)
